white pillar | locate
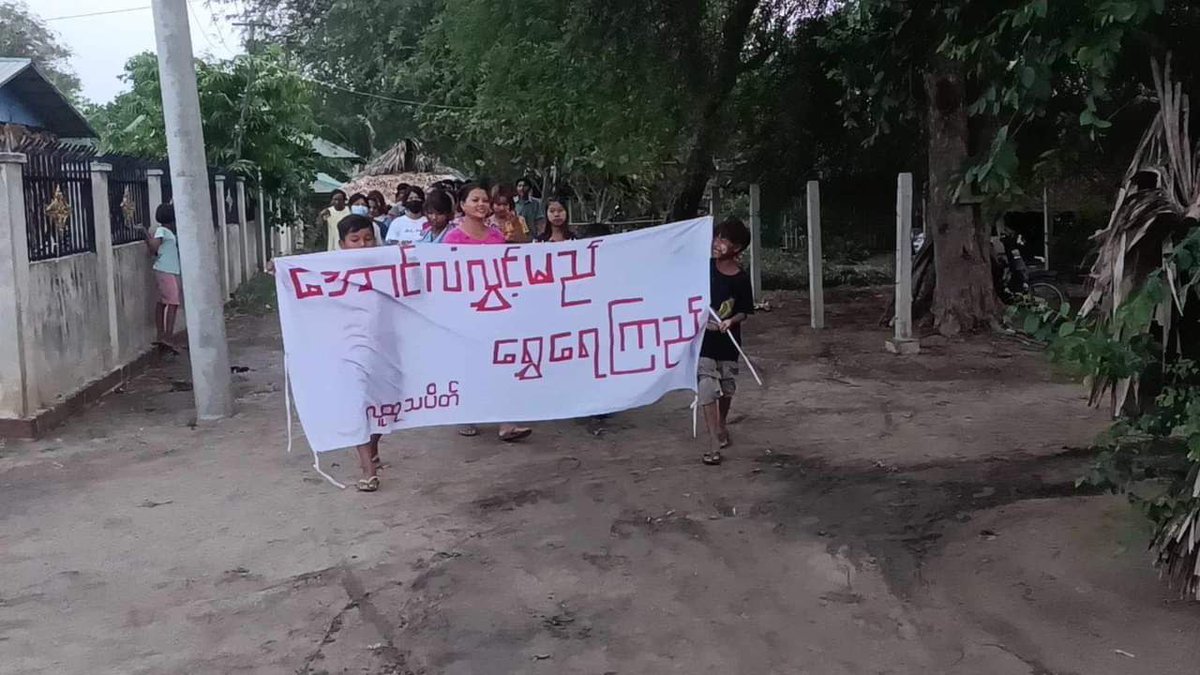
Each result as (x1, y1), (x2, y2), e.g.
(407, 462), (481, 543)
(151, 0), (233, 420)
(214, 174), (230, 296)
(0, 152), (33, 418)
(748, 183), (762, 300)
(806, 180), (825, 329)
(256, 183), (267, 270)
(1042, 186), (1051, 270)
(887, 172), (919, 355)
(146, 168), (164, 216)
(90, 161), (119, 370)
(290, 199), (300, 254)
(237, 178), (251, 281)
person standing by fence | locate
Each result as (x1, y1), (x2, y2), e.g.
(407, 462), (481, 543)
(144, 203), (183, 353)
(514, 177), (544, 235)
(320, 190), (350, 251)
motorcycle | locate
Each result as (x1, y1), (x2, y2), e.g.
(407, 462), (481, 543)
(995, 233), (1067, 309)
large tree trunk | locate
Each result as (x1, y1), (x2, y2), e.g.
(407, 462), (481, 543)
(668, 0), (761, 221)
(924, 60), (997, 336)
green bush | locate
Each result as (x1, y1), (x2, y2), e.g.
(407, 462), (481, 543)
(759, 248), (891, 290)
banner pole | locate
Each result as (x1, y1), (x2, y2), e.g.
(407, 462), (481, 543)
(707, 308), (764, 386)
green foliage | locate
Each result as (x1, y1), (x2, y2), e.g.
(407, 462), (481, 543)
(403, 0), (688, 217)
(761, 248), (892, 290)
(87, 48), (317, 207)
(824, 0), (1163, 199)
(0, 1), (81, 99)
(1011, 222), (1200, 547)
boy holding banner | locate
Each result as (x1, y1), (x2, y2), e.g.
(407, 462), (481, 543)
(331, 214), (390, 491)
(700, 218), (754, 466)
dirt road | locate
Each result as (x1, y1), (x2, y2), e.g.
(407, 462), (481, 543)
(2, 288), (1198, 674)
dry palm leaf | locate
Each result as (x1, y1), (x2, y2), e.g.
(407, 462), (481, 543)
(1081, 58), (1200, 599)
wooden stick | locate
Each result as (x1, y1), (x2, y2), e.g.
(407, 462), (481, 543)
(707, 307), (764, 386)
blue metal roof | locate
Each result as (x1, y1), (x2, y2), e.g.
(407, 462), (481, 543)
(0, 58), (96, 138)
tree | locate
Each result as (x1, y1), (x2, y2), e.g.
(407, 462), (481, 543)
(88, 48), (318, 205)
(230, 0), (814, 221)
(230, 0), (438, 158)
(405, 0), (686, 220)
(824, 0), (1163, 335)
(0, 1), (81, 100)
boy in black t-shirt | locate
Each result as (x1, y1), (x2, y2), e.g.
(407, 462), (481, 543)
(699, 217), (754, 465)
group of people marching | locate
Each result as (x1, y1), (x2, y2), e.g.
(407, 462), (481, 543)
(311, 178), (754, 493)
(319, 177), (576, 253)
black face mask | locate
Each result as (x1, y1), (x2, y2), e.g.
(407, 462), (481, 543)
(406, 200), (424, 214)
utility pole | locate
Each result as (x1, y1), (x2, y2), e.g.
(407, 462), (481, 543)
(151, 0), (234, 420)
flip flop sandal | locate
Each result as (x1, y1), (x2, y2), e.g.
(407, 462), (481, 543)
(499, 428), (533, 443)
(718, 433), (731, 449)
(702, 451), (723, 466)
(356, 476), (380, 492)
(458, 425), (479, 437)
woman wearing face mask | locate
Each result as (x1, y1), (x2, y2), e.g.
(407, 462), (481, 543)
(348, 193), (371, 216)
(385, 186), (428, 244)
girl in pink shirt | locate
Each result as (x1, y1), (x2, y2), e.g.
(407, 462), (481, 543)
(443, 185), (508, 244)
(448, 183), (532, 442)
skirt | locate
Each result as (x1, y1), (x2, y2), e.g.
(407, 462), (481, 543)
(155, 271), (182, 306)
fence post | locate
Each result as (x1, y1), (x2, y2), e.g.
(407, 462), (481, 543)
(748, 183), (762, 300)
(0, 152), (34, 418)
(290, 199), (300, 254)
(806, 180), (825, 329)
(147, 168), (163, 216)
(214, 174), (230, 297)
(237, 178), (252, 281)
(1042, 185), (1051, 270)
(91, 161), (120, 370)
(887, 172), (920, 355)
(257, 186), (267, 269)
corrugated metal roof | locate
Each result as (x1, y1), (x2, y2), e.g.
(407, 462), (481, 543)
(0, 57), (96, 138)
(309, 136), (361, 160)
(311, 172), (343, 193)
(0, 58), (31, 87)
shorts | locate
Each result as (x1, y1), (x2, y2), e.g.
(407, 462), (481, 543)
(698, 357), (738, 405)
(155, 271), (182, 306)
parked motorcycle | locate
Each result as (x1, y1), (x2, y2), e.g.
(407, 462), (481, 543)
(994, 233), (1067, 309)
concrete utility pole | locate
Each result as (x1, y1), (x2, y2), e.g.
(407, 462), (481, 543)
(151, 0), (233, 420)
(806, 180), (825, 329)
(748, 183), (763, 300)
(886, 172), (920, 355)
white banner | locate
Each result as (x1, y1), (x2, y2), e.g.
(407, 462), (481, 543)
(276, 217), (712, 452)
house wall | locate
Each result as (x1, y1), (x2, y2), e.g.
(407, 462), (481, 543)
(0, 89), (45, 129)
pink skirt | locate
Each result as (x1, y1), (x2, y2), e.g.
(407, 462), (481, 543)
(155, 271), (182, 306)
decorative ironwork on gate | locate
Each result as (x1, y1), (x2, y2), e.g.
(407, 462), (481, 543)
(103, 155), (151, 245)
(21, 141), (96, 261)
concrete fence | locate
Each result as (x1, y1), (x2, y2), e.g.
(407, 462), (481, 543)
(0, 151), (285, 436)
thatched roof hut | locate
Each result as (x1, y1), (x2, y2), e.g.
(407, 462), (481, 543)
(338, 138), (464, 198)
